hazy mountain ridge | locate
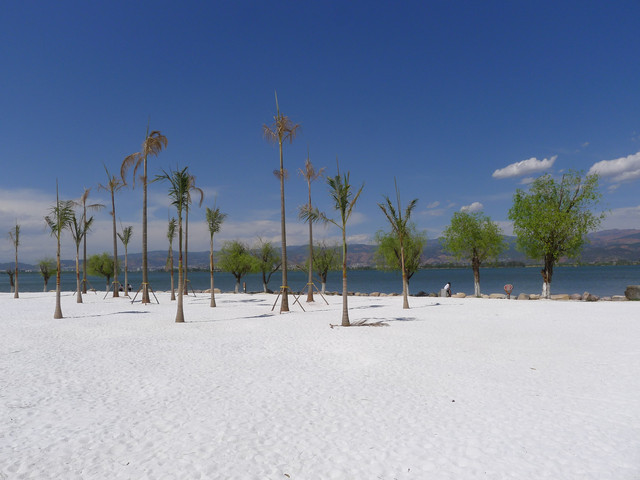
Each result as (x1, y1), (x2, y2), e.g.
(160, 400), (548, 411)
(4, 229), (640, 271)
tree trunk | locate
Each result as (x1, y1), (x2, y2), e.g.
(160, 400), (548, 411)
(184, 207), (189, 296)
(141, 158), (150, 304)
(341, 229), (350, 326)
(472, 256), (481, 297)
(175, 218), (185, 323)
(400, 243), (409, 309)
(123, 246), (129, 297)
(235, 278), (241, 294)
(306, 186), (314, 302)
(169, 248), (175, 301)
(542, 258), (554, 299)
(75, 250), (82, 303)
(14, 249), (19, 299)
(111, 192), (119, 297)
(82, 204), (88, 294)
(54, 237), (62, 319)
(279, 140), (289, 312)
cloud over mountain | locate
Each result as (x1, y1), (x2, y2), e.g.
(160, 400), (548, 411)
(492, 156), (557, 179)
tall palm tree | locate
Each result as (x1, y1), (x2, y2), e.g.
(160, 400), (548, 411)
(298, 153), (324, 302)
(155, 167), (190, 323)
(118, 224), (133, 297)
(302, 167), (364, 326)
(184, 174), (204, 295)
(205, 205), (227, 307)
(121, 125), (168, 303)
(98, 165), (126, 297)
(8, 224), (20, 298)
(69, 212), (94, 303)
(166, 217), (177, 300)
(45, 182), (75, 319)
(378, 178), (418, 309)
(79, 188), (104, 293)
(263, 92), (301, 312)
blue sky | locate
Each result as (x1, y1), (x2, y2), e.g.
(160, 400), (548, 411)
(2, 1), (640, 263)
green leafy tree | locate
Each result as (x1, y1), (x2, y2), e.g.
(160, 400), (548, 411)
(8, 224), (20, 298)
(375, 224), (426, 293)
(118, 224), (133, 297)
(121, 125), (168, 303)
(45, 182), (75, 318)
(155, 167), (190, 323)
(98, 166), (126, 297)
(78, 188), (104, 293)
(252, 239), (281, 293)
(508, 171), (604, 298)
(441, 211), (506, 297)
(298, 154), (325, 302)
(218, 240), (258, 293)
(303, 169), (364, 326)
(205, 205), (226, 307)
(38, 258), (56, 292)
(313, 242), (340, 294)
(166, 218), (177, 301)
(87, 252), (119, 291)
(377, 181), (418, 308)
(263, 92), (301, 312)
(69, 212), (94, 303)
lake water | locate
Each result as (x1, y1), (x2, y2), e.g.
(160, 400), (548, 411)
(3, 265), (638, 297)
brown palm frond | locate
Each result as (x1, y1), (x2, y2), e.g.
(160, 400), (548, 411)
(143, 131), (168, 157)
(121, 152), (142, 186)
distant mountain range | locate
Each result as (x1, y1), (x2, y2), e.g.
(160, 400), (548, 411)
(4, 229), (640, 272)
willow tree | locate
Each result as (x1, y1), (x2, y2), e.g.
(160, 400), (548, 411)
(313, 242), (340, 294)
(45, 183), (75, 319)
(98, 166), (126, 297)
(298, 154), (325, 302)
(508, 171), (604, 298)
(441, 211), (506, 297)
(155, 167), (190, 323)
(38, 258), (56, 292)
(118, 225), (133, 297)
(218, 241), (258, 294)
(8, 224), (20, 298)
(121, 126), (168, 303)
(69, 212), (94, 303)
(79, 188), (104, 293)
(375, 225), (426, 295)
(378, 181), (418, 309)
(303, 169), (364, 326)
(252, 239), (281, 293)
(166, 218), (177, 300)
(263, 92), (301, 312)
(184, 175), (204, 295)
(205, 205), (226, 307)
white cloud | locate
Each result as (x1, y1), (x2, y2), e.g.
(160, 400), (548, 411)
(460, 202), (483, 213)
(588, 151), (640, 183)
(519, 177), (536, 185)
(426, 201), (440, 209)
(601, 205), (640, 230)
(492, 156), (557, 179)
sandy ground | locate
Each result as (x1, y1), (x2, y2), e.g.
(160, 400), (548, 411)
(1, 291), (639, 479)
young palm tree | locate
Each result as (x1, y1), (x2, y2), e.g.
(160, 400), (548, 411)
(298, 154), (325, 302)
(98, 165), (126, 297)
(117, 224), (133, 297)
(79, 188), (104, 293)
(45, 182), (75, 319)
(378, 179), (418, 309)
(8, 224), (20, 298)
(205, 205), (227, 307)
(69, 212), (94, 303)
(155, 167), (190, 323)
(303, 168), (364, 326)
(166, 217), (177, 300)
(121, 125), (168, 303)
(184, 174), (204, 295)
(263, 92), (301, 312)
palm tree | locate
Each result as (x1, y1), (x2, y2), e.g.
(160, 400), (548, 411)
(378, 179), (418, 309)
(117, 224), (133, 297)
(69, 212), (94, 303)
(263, 92), (301, 312)
(121, 125), (168, 303)
(155, 167), (190, 323)
(298, 153), (325, 302)
(45, 182), (75, 319)
(302, 167), (364, 326)
(8, 224), (20, 298)
(184, 174), (204, 295)
(166, 217), (177, 300)
(205, 205), (227, 307)
(79, 188), (104, 293)
(98, 165), (126, 297)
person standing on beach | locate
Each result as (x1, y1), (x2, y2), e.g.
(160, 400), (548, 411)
(443, 282), (452, 297)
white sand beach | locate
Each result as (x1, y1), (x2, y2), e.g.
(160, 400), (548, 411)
(1, 292), (639, 479)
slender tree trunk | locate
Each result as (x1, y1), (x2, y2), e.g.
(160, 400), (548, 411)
(142, 158), (150, 304)
(43, 279), (48, 293)
(75, 249), (82, 303)
(111, 193), (119, 297)
(169, 248), (175, 301)
(542, 257), (554, 299)
(320, 272), (327, 294)
(176, 217), (184, 322)
(82, 204), (88, 293)
(235, 278), (241, 294)
(209, 237), (216, 307)
(184, 207), (189, 295)
(124, 245), (129, 297)
(54, 237), (62, 319)
(279, 141), (289, 312)
(306, 186), (314, 302)
(472, 256), (481, 297)
(341, 229), (350, 326)
(400, 243), (409, 309)
(14, 248), (19, 299)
